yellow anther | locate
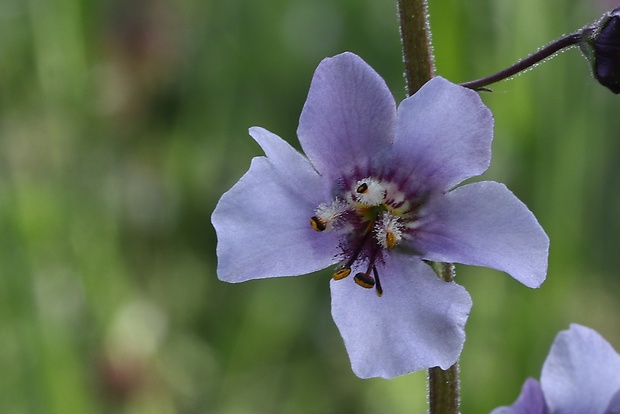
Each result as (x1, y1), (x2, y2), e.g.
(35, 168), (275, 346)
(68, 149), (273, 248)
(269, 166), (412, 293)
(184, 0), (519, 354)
(385, 232), (397, 250)
(333, 267), (351, 280)
(310, 216), (327, 232)
(356, 183), (369, 194)
(354, 272), (375, 289)
(354, 178), (386, 206)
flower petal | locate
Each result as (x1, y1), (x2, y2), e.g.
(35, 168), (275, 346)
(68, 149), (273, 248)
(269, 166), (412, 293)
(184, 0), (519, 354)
(393, 76), (494, 191)
(541, 324), (620, 414)
(297, 52), (396, 179)
(491, 378), (549, 414)
(212, 128), (339, 282)
(330, 255), (471, 379)
(417, 181), (549, 288)
(248, 126), (322, 200)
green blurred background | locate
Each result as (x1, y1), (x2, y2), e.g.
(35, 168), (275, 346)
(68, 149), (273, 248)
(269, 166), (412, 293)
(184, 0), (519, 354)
(1, 0), (619, 412)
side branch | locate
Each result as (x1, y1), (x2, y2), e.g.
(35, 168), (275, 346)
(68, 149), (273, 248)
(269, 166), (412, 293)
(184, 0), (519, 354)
(460, 32), (582, 91)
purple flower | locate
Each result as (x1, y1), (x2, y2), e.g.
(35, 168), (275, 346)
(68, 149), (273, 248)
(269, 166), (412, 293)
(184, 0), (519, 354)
(212, 52), (549, 379)
(492, 324), (620, 414)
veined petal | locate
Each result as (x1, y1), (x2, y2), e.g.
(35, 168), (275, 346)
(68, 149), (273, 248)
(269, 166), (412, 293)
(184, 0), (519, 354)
(297, 52), (396, 179)
(491, 378), (549, 414)
(418, 181), (549, 288)
(541, 324), (620, 414)
(212, 130), (339, 282)
(330, 255), (471, 379)
(393, 76), (494, 191)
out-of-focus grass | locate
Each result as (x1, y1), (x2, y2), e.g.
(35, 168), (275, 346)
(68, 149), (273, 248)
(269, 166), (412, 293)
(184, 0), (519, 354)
(0, 0), (619, 412)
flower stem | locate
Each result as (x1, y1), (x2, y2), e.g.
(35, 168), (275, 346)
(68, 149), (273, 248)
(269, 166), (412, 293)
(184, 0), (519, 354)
(460, 32), (582, 91)
(428, 364), (460, 414)
(429, 262), (459, 414)
(397, 2), (458, 413)
(398, 0), (434, 95)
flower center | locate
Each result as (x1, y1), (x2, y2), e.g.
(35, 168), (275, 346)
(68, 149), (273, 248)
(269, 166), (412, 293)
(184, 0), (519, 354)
(310, 176), (424, 295)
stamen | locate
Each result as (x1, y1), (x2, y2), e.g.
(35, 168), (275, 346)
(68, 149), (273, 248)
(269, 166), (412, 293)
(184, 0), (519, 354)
(354, 178), (386, 206)
(354, 272), (375, 289)
(375, 212), (404, 250)
(310, 216), (327, 232)
(310, 199), (347, 232)
(333, 267), (351, 280)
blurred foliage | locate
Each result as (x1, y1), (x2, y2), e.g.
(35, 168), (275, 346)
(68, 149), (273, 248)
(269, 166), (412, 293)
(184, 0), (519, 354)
(1, 0), (619, 412)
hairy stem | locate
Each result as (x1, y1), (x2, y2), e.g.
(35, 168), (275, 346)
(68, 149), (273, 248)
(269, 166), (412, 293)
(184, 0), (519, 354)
(460, 32), (582, 91)
(398, 0), (434, 94)
(397, 2), (458, 413)
(429, 263), (459, 414)
(428, 364), (460, 414)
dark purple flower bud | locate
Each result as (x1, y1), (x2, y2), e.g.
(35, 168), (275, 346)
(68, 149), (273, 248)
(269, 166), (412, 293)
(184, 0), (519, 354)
(581, 7), (620, 93)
